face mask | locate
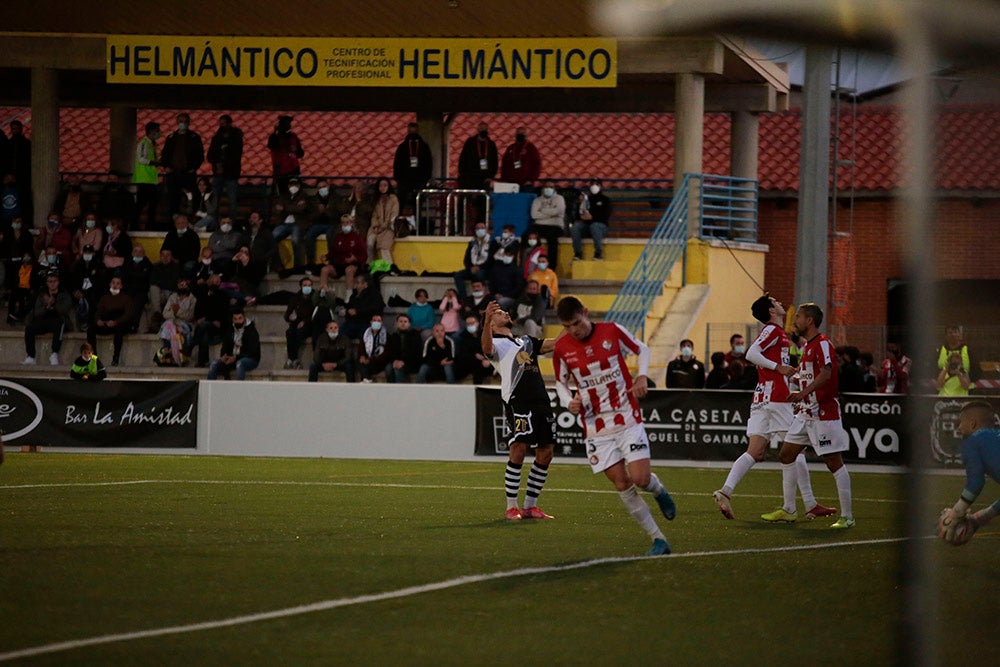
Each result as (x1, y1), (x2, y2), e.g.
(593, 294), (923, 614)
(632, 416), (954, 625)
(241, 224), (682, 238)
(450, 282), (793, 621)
(202, 258), (212, 265)
(681, 346), (693, 358)
(220, 224), (232, 233)
(528, 239), (537, 247)
(234, 321), (244, 329)
(542, 188), (555, 197)
(178, 122), (189, 131)
(106, 225), (114, 234)
(109, 288), (121, 296)
(472, 290), (484, 299)
(537, 262), (548, 271)
(133, 256), (144, 263)
(47, 254), (57, 264)
(302, 286), (313, 295)
(82, 355), (92, 362)
(48, 219), (58, 228)
(318, 187), (329, 197)
(85, 219), (96, 229)
(733, 345), (745, 355)
(501, 255), (513, 264)
(590, 184), (601, 194)
(501, 232), (511, 239)
(11, 222), (21, 231)
(475, 228), (487, 239)
(327, 332), (338, 339)
(341, 225), (353, 233)
(178, 288), (190, 295)
(370, 321), (382, 332)
(83, 254), (94, 262)
(289, 186), (300, 195)
(467, 324), (478, 334)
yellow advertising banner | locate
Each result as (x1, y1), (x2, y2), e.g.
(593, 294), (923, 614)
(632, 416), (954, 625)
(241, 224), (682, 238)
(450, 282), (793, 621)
(106, 36), (617, 87)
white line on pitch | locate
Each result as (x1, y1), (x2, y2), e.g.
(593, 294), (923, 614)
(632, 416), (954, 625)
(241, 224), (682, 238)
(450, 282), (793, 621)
(0, 535), (914, 662)
(0, 478), (904, 504)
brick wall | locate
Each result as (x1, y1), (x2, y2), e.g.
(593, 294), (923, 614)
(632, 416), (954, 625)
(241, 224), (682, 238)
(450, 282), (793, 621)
(758, 197), (1000, 325)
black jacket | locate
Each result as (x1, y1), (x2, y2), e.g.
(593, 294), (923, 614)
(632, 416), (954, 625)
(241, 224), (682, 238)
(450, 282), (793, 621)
(221, 321), (261, 362)
(206, 126), (244, 178)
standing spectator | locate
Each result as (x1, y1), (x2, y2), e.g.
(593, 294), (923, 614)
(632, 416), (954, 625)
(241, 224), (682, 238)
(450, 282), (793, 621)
(499, 126), (542, 191)
(665, 339), (706, 388)
(837, 346), (867, 394)
(159, 277), (197, 366)
(345, 180), (374, 239)
(283, 277), (315, 369)
(53, 174), (85, 228)
(304, 179), (336, 266)
(358, 313), (389, 382)
(384, 314), (423, 383)
(878, 342), (911, 394)
(67, 243), (105, 329)
(22, 273), (72, 366)
(7, 121), (32, 214)
(267, 115), (304, 197)
(123, 245), (152, 332)
(571, 178), (612, 261)
(705, 352), (729, 389)
(160, 113), (205, 218)
(457, 121), (498, 228)
(454, 221), (496, 300)
(207, 309), (260, 381)
(318, 215), (367, 297)
(191, 177), (219, 231)
(133, 121), (161, 229)
(0, 173), (22, 228)
(725, 334), (747, 367)
(144, 248), (181, 333)
(406, 288), (436, 338)
(183, 273), (230, 367)
(511, 279), (546, 338)
(162, 213), (201, 276)
(527, 182), (565, 270)
(859, 351), (878, 392)
(309, 320), (356, 382)
(87, 275), (134, 366)
(489, 247), (524, 311)
(99, 171), (136, 227)
(438, 287), (463, 341)
(392, 122), (433, 210)
(936, 325), (976, 382)
(71, 212), (104, 263)
(246, 210), (277, 275)
(2, 217), (34, 321)
(457, 314), (494, 384)
(368, 177), (399, 265)
(417, 322), (457, 384)
(937, 352), (972, 396)
(206, 114), (243, 218)
(271, 177), (309, 272)
(69, 342), (106, 382)
(526, 252), (559, 307)
(342, 272), (384, 341)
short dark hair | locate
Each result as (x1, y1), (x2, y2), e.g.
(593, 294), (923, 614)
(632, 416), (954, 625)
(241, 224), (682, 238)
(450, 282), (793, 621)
(729, 333), (744, 345)
(220, 114), (232, 123)
(710, 351), (726, 367)
(299, 277), (312, 287)
(556, 296), (586, 321)
(751, 294), (773, 324)
(680, 339), (694, 348)
(798, 302), (824, 328)
(145, 121), (160, 134)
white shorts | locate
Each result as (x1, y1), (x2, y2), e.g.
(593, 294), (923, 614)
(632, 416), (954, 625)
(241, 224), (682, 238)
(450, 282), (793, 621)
(784, 416), (849, 455)
(747, 401), (793, 438)
(584, 422), (650, 474)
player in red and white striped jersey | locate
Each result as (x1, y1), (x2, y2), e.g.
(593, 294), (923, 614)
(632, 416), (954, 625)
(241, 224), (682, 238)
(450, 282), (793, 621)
(553, 296), (676, 556)
(712, 295), (835, 521)
(762, 303), (855, 529)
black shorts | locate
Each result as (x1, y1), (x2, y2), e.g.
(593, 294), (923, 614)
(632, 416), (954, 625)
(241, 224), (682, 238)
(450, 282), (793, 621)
(504, 401), (557, 448)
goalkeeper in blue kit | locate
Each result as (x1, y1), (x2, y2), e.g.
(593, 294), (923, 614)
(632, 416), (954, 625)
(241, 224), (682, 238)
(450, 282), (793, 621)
(940, 401), (1000, 540)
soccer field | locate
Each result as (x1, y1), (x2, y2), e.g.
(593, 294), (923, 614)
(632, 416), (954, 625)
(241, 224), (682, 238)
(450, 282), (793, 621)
(1, 454), (997, 666)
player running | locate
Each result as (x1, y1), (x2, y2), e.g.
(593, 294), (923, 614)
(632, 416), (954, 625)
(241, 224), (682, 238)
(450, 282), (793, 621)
(713, 295), (836, 520)
(939, 400), (1000, 542)
(481, 300), (558, 520)
(552, 296), (676, 556)
(761, 302), (855, 529)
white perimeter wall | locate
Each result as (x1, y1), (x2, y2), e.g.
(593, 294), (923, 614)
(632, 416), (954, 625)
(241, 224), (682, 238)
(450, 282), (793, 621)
(197, 382), (480, 461)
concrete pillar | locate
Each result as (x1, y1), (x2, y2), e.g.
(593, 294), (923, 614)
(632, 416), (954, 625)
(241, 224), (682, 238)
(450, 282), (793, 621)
(675, 72), (704, 237)
(30, 66), (59, 229)
(794, 47), (833, 315)
(731, 110), (759, 240)
(110, 105), (138, 177)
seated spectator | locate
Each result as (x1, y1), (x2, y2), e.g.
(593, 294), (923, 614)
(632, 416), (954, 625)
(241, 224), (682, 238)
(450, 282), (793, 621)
(511, 279), (546, 338)
(489, 247), (524, 311)
(705, 351), (729, 389)
(724, 334), (747, 367)
(123, 245), (152, 333)
(71, 212), (104, 263)
(345, 180), (374, 239)
(665, 339), (706, 388)
(358, 313), (389, 382)
(87, 276), (134, 366)
(319, 215), (367, 298)
(158, 277), (197, 366)
(309, 320), (356, 382)
(521, 230), (545, 278)
(230, 244), (266, 300)
(161, 214), (201, 275)
(101, 218), (130, 272)
(305, 178), (337, 266)
(459, 279), (491, 324)
(69, 342), (106, 382)
(208, 309), (260, 381)
(571, 178), (611, 261)
(417, 323), (458, 384)
(342, 272), (384, 341)
(183, 274), (230, 367)
(208, 217), (246, 276)
(456, 315), (495, 384)
(22, 272), (72, 366)
(526, 181), (565, 270)
(193, 246), (220, 288)
(878, 342), (911, 394)
(526, 252), (559, 307)
(191, 177), (219, 231)
(7, 251), (36, 324)
(438, 287), (463, 342)
(454, 221), (496, 300)
(271, 177), (310, 273)
(2, 217), (35, 316)
(38, 244), (69, 285)
(838, 345), (867, 393)
(494, 223), (521, 261)
(283, 277), (316, 369)
(145, 248), (181, 333)
(384, 314), (423, 383)
(407, 288), (436, 338)
(99, 171), (136, 226)
(367, 177), (399, 265)
(44, 213), (74, 267)
(721, 358), (756, 390)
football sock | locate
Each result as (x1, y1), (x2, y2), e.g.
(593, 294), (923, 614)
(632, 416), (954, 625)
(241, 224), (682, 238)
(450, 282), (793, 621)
(833, 466), (853, 519)
(505, 461), (522, 510)
(523, 461), (549, 509)
(643, 472), (665, 496)
(722, 452), (756, 497)
(795, 453), (817, 509)
(619, 486), (665, 541)
(781, 462), (797, 513)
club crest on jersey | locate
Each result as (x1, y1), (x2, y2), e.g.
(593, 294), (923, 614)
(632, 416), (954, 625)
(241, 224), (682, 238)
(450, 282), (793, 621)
(602, 340), (613, 351)
(585, 346), (594, 357)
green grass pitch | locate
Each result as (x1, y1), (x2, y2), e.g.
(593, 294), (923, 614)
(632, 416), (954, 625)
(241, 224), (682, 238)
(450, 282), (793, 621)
(1, 454), (997, 665)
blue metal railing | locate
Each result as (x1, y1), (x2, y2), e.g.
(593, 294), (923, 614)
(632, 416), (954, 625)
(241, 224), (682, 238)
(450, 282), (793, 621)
(698, 174), (758, 241)
(604, 174), (693, 337)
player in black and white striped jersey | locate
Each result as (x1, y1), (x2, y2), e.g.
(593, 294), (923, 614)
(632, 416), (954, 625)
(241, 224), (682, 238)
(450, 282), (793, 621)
(481, 300), (558, 520)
